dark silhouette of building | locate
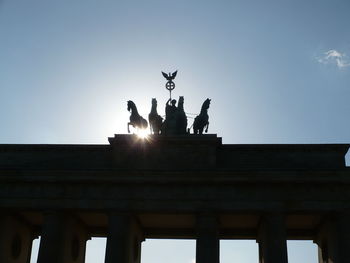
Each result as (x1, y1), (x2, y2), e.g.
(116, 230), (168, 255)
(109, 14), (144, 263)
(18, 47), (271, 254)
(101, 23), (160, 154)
(0, 134), (349, 263)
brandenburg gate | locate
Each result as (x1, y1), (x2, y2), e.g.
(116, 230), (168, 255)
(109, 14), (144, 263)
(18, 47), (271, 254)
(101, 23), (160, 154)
(0, 134), (349, 263)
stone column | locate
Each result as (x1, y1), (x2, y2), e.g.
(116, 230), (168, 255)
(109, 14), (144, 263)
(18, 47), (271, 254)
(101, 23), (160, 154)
(336, 212), (350, 263)
(257, 213), (288, 263)
(196, 214), (219, 263)
(315, 217), (332, 263)
(37, 212), (66, 263)
(105, 213), (143, 263)
(37, 211), (88, 263)
(316, 212), (350, 263)
(0, 213), (34, 263)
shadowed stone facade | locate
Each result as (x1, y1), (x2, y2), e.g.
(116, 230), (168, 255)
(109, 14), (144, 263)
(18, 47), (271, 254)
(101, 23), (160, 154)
(0, 134), (349, 263)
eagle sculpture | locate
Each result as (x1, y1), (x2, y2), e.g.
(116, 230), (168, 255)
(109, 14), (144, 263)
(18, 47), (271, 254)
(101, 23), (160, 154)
(162, 70), (177, 81)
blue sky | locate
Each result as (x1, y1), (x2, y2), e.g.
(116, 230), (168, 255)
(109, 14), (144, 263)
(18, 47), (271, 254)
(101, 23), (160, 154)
(1, 0), (350, 262)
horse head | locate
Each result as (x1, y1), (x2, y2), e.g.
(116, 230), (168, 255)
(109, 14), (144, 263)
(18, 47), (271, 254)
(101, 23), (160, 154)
(127, 100), (135, 112)
(178, 96), (184, 105)
(178, 96), (184, 110)
(151, 98), (157, 106)
(202, 98), (211, 110)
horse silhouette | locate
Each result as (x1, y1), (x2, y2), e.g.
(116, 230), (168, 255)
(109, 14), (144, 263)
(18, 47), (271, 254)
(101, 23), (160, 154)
(148, 98), (163, 134)
(193, 98), (211, 134)
(127, 100), (148, 133)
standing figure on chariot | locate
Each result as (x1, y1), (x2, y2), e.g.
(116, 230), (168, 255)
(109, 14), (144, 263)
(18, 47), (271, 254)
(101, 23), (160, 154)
(162, 98), (178, 135)
(166, 98), (177, 120)
(161, 97), (188, 135)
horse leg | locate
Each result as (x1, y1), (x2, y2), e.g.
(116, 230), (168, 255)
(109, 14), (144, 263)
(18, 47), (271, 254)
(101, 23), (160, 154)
(155, 124), (160, 135)
(205, 122), (209, 133)
(127, 123), (131, 133)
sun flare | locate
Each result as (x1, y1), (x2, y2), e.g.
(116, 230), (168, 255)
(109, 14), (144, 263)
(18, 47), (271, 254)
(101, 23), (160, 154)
(136, 128), (149, 140)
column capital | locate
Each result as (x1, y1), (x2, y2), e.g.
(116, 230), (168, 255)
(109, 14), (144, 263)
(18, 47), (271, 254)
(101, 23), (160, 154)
(196, 214), (219, 229)
(257, 212), (286, 243)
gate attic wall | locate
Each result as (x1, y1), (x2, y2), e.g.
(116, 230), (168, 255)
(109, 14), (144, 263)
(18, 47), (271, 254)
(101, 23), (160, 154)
(0, 134), (349, 263)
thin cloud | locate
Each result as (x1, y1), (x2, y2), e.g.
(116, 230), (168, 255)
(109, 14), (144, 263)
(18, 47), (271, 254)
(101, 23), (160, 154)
(318, 49), (350, 69)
